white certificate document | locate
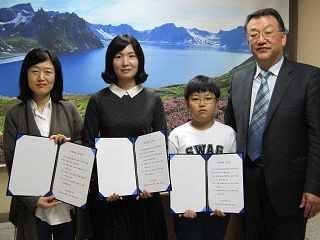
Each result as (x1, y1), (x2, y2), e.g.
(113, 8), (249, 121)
(52, 142), (95, 207)
(170, 154), (206, 213)
(8, 135), (95, 208)
(96, 138), (137, 197)
(170, 153), (243, 214)
(207, 154), (243, 213)
(8, 135), (57, 196)
(135, 131), (170, 193)
(95, 131), (171, 198)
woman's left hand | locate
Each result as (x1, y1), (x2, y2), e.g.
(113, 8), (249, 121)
(50, 134), (71, 144)
(137, 190), (153, 200)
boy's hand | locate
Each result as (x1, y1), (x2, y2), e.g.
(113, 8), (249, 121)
(180, 209), (197, 219)
(136, 190), (153, 200)
(106, 193), (122, 202)
(210, 209), (226, 217)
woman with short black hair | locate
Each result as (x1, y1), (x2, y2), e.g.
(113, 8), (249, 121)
(3, 48), (83, 240)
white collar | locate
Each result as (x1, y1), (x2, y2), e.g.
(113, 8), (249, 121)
(30, 98), (52, 113)
(255, 56), (284, 79)
(109, 84), (143, 98)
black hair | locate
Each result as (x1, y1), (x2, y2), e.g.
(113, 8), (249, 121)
(18, 48), (63, 103)
(244, 8), (286, 33)
(101, 34), (148, 84)
(184, 75), (220, 100)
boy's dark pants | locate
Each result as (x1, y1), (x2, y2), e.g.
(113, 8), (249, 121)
(174, 213), (230, 240)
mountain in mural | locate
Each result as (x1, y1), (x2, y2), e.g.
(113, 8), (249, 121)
(91, 22), (247, 50)
(216, 26), (248, 51)
(0, 3), (103, 53)
(0, 3), (248, 56)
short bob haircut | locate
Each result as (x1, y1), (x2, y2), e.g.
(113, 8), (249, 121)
(184, 75), (220, 100)
(244, 8), (286, 33)
(18, 48), (63, 103)
(101, 34), (148, 84)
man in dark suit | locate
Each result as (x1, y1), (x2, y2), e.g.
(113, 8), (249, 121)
(224, 8), (320, 240)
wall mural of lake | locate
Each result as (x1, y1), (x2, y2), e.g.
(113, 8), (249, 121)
(0, 45), (251, 96)
(0, 0), (289, 135)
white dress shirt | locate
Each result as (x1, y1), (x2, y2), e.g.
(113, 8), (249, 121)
(30, 99), (72, 225)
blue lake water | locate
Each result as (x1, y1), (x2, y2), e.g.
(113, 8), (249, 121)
(0, 45), (250, 96)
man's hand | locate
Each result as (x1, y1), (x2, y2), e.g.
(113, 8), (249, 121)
(299, 192), (320, 218)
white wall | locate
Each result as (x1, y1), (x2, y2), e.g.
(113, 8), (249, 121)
(297, 0), (320, 67)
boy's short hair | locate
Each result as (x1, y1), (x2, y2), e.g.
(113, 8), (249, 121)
(184, 75), (220, 100)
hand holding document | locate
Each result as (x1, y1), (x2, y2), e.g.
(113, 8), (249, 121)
(170, 153), (243, 214)
(95, 131), (171, 198)
(8, 135), (95, 207)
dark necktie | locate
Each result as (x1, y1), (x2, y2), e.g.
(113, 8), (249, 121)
(247, 71), (271, 161)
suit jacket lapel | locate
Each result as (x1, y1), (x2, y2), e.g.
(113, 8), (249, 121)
(242, 64), (256, 140)
(265, 59), (294, 128)
(49, 103), (57, 135)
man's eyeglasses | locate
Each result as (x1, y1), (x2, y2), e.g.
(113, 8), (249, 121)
(247, 29), (284, 41)
(190, 97), (216, 104)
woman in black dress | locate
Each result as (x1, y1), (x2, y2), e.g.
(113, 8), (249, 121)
(82, 34), (168, 240)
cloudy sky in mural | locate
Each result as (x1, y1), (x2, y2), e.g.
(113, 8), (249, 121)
(0, 0), (289, 31)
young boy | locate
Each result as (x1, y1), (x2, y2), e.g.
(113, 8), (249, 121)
(168, 75), (236, 240)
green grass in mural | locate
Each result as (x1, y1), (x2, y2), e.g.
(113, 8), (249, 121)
(63, 95), (90, 118)
(0, 98), (18, 135)
(214, 72), (232, 99)
(5, 37), (40, 52)
(155, 85), (185, 100)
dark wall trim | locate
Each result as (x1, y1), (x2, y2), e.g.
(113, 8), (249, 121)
(288, 0), (298, 60)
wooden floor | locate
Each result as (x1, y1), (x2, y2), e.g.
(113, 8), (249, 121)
(1, 167), (319, 240)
